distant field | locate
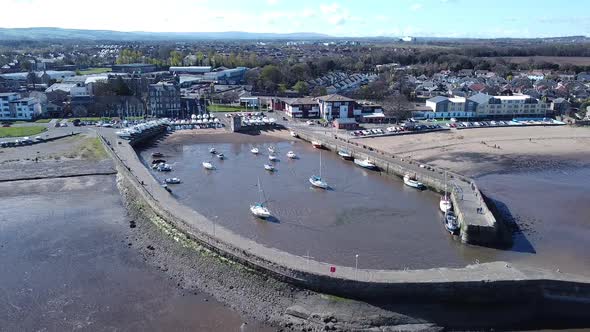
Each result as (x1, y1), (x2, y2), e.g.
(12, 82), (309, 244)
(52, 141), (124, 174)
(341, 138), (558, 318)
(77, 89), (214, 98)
(35, 119), (52, 123)
(77, 67), (112, 75)
(489, 56), (590, 66)
(0, 126), (46, 138)
(66, 117), (112, 122)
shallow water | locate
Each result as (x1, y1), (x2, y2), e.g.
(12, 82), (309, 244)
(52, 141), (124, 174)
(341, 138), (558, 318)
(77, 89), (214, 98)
(0, 175), (271, 331)
(142, 134), (487, 270)
(476, 167), (590, 276)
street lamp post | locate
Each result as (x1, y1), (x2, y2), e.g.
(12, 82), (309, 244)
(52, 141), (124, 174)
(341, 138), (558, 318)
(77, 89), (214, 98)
(355, 254), (359, 279)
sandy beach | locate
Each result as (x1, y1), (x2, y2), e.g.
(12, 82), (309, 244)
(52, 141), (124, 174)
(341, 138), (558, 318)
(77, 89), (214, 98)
(355, 126), (590, 177)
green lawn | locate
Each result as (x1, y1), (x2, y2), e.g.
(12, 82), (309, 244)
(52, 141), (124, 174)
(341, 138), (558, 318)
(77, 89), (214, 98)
(207, 104), (247, 112)
(35, 119), (53, 123)
(77, 67), (112, 75)
(0, 126), (47, 138)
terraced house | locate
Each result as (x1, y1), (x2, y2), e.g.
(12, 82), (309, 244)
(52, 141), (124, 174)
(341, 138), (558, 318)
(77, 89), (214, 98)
(421, 93), (550, 119)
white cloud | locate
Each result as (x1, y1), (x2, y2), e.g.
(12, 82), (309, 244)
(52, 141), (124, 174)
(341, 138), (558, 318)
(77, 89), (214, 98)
(266, 0), (278, 5)
(319, 3), (353, 26)
(410, 3), (423, 11)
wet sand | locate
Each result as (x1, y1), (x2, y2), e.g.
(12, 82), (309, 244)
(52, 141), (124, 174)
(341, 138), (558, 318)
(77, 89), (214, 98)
(0, 173), (271, 331)
(358, 126), (590, 177)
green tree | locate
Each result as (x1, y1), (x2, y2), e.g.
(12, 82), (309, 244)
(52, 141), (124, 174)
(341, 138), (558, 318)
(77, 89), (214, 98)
(293, 81), (309, 95)
(169, 51), (183, 67)
(260, 65), (283, 92)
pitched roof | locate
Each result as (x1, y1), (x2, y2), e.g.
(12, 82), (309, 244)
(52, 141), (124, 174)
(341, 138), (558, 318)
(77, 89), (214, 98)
(468, 93), (492, 104)
(426, 96), (448, 103)
(316, 94), (354, 102)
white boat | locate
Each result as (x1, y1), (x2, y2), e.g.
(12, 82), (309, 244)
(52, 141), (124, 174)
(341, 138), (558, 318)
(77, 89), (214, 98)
(216, 153), (224, 160)
(268, 154), (278, 161)
(156, 163), (172, 172)
(209, 147), (216, 154)
(251, 147), (259, 154)
(202, 161), (214, 170)
(164, 177), (181, 184)
(286, 151), (296, 159)
(250, 177), (271, 219)
(264, 164), (275, 171)
(338, 150), (353, 160)
(439, 171), (452, 213)
(403, 174), (424, 189)
(354, 158), (376, 169)
(311, 141), (322, 148)
(268, 146), (276, 154)
(290, 131), (298, 138)
(440, 197), (452, 213)
(444, 211), (460, 235)
(309, 151), (328, 189)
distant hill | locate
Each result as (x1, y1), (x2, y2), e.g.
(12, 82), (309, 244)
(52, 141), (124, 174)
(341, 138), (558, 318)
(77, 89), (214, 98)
(0, 27), (332, 41)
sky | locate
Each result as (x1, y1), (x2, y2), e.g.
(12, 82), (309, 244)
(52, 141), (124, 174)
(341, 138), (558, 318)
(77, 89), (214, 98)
(1, 0), (589, 38)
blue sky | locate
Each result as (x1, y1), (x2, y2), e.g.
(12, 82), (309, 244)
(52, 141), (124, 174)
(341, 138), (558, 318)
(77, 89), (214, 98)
(2, 0), (589, 37)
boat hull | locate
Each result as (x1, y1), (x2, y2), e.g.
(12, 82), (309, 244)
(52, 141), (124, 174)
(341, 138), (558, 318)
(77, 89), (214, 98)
(439, 198), (452, 213)
(250, 206), (270, 219)
(354, 159), (376, 169)
(403, 176), (423, 189)
(309, 177), (328, 189)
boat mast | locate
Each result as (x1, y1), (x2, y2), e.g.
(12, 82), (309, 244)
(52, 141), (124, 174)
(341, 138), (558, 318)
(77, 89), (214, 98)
(444, 171), (448, 199)
(319, 151), (322, 179)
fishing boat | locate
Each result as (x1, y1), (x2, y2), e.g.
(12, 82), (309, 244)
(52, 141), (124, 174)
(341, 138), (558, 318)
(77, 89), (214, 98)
(311, 141), (322, 149)
(286, 151), (296, 159)
(250, 177), (271, 219)
(403, 173), (424, 189)
(290, 131), (298, 138)
(164, 177), (181, 184)
(439, 171), (452, 213)
(251, 147), (259, 154)
(309, 151), (328, 189)
(268, 146), (276, 154)
(202, 161), (214, 170)
(216, 153), (225, 160)
(354, 158), (376, 169)
(444, 211), (460, 235)
(209, 147), (216, 154)
(151, 152), (164, 157)
(264, 164), (275, 171)
(268, 154), (278, 162)
(338, 149), (353, 160)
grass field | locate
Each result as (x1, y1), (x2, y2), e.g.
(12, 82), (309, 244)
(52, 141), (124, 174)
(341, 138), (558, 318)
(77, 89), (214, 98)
(35, 119), (53, 123)
(486, 56), (590, 66)
(77, 67), (112, 75)
(208, 104), (247, 112)
(0, 126), (47, 138)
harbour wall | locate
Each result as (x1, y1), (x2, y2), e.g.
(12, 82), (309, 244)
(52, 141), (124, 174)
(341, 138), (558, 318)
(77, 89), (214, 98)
(294, 130), (500, 246)
(98, 129), (590, 314)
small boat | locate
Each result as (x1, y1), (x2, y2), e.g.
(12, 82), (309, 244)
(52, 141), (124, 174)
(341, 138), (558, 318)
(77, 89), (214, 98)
(251, 147), (259, 154)
(202, 161), (214, 170)
(151, 152), (164, 157)
(354, 158), (376, 169)
(156, 163), (172, 172)
(264, 164), (275, 171)
(309, 151), (328, 189)
(311, 141), (322, 149)
(250, 177), (271, 219)
(151, 159), (166, 165)
(439, 196), (452, 213)
(209, 147), (216, 154)
(268, 146), (276, 154)
(444, 211), (460, 235)
(338, 150), (353, 160)
(216, 153), (225, 160)
(164, 177), (181, 184)
(268, 154), (278, 162)
(286, 151), (296, 159)
(290, 131), (298, 138)
(309, 175), (328, 189)
(439, 171), (452, 213)
(403, 174), (424, 189)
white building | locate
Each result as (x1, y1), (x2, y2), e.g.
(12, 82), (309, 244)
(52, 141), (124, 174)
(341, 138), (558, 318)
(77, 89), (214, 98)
(0, 92), (41, 120)
(420, 93), (550, 119)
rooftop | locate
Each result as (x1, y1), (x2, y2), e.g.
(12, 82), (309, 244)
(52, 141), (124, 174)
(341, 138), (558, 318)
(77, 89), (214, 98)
(316, 94), (354, 102)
